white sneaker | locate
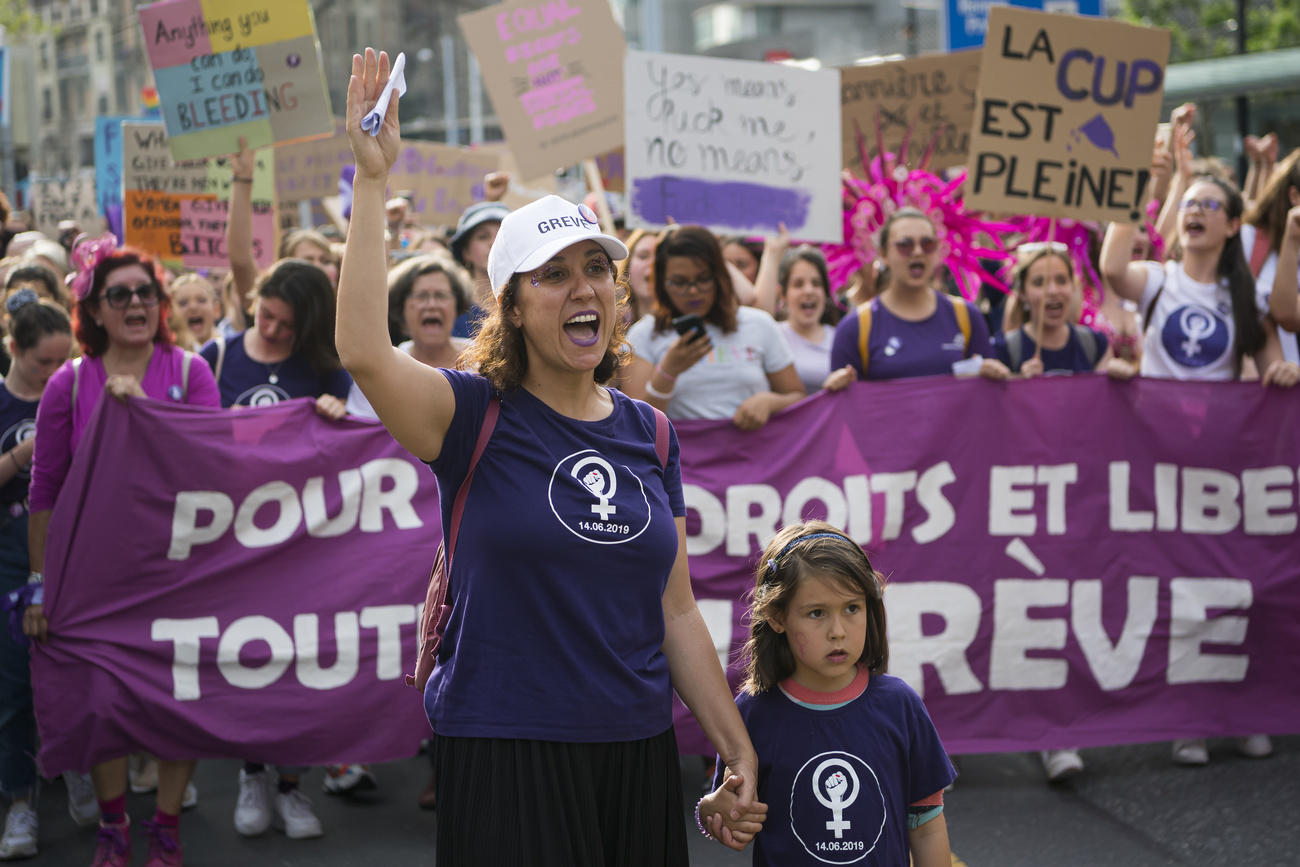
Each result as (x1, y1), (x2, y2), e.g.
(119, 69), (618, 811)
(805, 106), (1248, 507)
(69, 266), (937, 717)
(274, 789), (323, 839)
(1237, 734), (1273, 758)
(0, 802), (37, 859)
(234, 770), (272, 837)
(62, 772), (99, 827)
(1172, 739), (1209, 766)
(182, 780), (198, 811)
(1040, 749), (1085, 782)
(129, 755), (159, 794)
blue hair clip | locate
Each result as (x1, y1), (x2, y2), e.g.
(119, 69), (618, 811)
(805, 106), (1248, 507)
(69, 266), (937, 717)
(763, 531), (854, 582)
(5, 288), (39, 315)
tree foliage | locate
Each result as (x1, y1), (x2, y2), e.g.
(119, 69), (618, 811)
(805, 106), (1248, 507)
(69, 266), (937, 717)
(1121, 0), (1300, 62)
(0, 0), (48, 38)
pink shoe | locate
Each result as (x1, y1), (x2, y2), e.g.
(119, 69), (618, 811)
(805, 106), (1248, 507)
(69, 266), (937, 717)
(90, 818), (131, 867)
(142, 819), (183, 867)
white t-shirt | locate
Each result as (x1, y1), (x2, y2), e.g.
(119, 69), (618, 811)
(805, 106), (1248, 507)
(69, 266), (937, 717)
(1239, 224), (1300, 365)
(778, 321), (834, 393)
(626, 306), (795, 420)
(1138, 260), (1268, 380)
(346, 340), (413, 420)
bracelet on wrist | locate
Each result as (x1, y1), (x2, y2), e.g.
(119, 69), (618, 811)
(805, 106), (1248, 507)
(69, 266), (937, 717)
(654, 365), (677, 383)
(232, 176), (254, 184)
(694, 797), (713, 840)
(645, 381), (673, 400)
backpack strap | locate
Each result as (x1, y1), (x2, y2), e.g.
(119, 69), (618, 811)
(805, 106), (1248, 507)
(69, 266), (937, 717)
(1071, 324), (1099, 368)
(1005, 329), (1023, 372)
(446, 396), (500, 566)
(946, 294), (972, 358)
(181, 350), (194, 400)
(70, 357), (84, 407)
(651, 406), (670, 469)
(856, 302), (873, 377)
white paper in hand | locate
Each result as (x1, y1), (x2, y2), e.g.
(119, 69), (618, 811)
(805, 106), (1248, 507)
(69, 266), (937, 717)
(361, 51), (407, 136)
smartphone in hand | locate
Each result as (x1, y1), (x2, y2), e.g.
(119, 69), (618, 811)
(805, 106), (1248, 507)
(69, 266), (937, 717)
(672, 314), (706, 339)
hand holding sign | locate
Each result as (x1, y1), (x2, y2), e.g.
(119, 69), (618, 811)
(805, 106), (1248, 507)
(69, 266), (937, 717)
(348, 49), (402, 181)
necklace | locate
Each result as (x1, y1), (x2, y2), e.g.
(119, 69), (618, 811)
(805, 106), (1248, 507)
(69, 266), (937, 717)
(264, 361), (284, 384)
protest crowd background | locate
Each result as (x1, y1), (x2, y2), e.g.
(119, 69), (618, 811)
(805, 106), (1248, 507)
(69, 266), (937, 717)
(0, 0), (1295, 864)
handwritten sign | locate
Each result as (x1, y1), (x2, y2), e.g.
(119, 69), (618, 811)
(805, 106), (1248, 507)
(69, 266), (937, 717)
(276, 120), (500, 228)
(840, 51), (980, 175)
(965, 7), (1170, 222)
(121, 122), (276, 269)
(29, 174), (104, 238)
(624, 50), (841, 242)
(458, 0), (626, 179)
(136, 0), (333, 161)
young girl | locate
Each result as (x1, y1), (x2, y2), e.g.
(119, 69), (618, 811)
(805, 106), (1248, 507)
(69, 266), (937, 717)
(699, 521), (955, 865)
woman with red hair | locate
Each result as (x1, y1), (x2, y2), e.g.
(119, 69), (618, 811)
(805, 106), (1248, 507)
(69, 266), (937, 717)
(22, 237), (218, 867)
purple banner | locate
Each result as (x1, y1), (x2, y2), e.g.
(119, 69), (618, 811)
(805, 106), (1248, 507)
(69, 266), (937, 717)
(34, 398), (439, 774)
(672, 376), (1300, 755)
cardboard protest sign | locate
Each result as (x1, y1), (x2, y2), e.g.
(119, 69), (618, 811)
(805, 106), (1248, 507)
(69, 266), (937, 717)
(965, 7), (1170, 222)
(840, 51), (980, 175)
(624, 50), (842, 242)
(458, 0), (626, 179)
(29, 174), (103, 238)
(121, 122), (276, 270)
(595, 148), (625, 193)
(136, 0), (333, 161)
(276, 120), (501, 229)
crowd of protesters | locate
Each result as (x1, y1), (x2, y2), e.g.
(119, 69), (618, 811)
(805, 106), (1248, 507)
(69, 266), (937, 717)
(0, 86), (1291, 866)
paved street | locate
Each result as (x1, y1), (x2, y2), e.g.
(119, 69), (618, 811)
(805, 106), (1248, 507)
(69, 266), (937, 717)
(22, 736), (1299, 864)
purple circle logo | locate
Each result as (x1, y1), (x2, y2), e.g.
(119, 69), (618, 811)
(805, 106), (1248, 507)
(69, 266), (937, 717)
(577, 203), (598, 226)
(286, 54), (301, 68)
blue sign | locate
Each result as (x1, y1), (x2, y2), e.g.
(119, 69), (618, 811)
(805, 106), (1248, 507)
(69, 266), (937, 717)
(943, 0), (1103, 52)
(94, 116), (144, 241)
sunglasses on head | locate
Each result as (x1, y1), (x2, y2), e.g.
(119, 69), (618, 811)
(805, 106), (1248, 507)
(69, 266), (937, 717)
(103, 283), (160, 309)
(892, 237), (938, 256)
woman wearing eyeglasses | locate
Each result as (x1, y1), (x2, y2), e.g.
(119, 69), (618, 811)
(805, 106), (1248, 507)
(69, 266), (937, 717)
(623, 226), (805, 429)
(24, 241), (220, 867)
(829, 209), (1009, 381)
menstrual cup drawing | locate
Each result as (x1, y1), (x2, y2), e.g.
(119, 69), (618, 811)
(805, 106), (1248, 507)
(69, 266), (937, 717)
(1076, 113), (1120, 158)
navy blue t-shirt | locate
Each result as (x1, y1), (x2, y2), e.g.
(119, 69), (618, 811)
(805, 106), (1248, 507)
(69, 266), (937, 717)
(199, 332), (351, 407)
(0, 383), (38, 510)
(425, 369), (685, 742)
(830, 293), (992, 380)
(720, 675), (956, 866)
(992, 326), (1109, 375)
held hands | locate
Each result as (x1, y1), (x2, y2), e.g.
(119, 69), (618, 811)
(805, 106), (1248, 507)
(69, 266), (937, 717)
(315, 394), (348, 421)
(22, 604), (47, 643)
(347, 48), (401, 180)
(822, 365), (856, 392)
(1261, 360), (1300, 388)
(700, 772), (768, 851)
(105, 375), (145, 403)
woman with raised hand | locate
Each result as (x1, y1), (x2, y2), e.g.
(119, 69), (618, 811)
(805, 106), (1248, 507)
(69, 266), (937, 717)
(23, 238), (220, 867)
(0, 292), (71, 860)
(622, 226), (805, 427)
(830, 208), (1009, 382)
(337, 49), (760, 864)
(1242, 148), (1300, 362)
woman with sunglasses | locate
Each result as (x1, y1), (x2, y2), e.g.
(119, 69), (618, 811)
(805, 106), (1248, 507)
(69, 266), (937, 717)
(338, 50), (760, 863)
(23, 240), (219, 867)
(830, 209), (1008, 381)
(623, 226), (805, 428)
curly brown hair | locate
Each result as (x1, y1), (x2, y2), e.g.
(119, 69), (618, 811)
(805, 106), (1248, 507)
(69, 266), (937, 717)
(460, 274), (631, 392)
(740, 520), (888, 695)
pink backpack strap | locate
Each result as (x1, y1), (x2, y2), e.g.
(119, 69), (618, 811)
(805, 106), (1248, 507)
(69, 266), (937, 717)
(652, 406), (670, 469)
(446, 397), (500, 562)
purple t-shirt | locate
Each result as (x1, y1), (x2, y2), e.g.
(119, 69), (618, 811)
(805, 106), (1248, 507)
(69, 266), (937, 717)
(720, 674), (956, 866)
(199, 332), (352, 407)
(830, 293), (992, 380)
(992, 326), (1109, 375)
(425, 369), (685, 742)
(30, 346), (220, 511)
(0, 384), (38, 510)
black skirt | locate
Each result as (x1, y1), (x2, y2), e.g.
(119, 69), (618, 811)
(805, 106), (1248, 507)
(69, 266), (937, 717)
(431, 728), (689, 866)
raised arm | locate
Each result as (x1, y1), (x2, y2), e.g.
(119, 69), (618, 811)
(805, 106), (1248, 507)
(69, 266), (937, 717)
(1270, 205), (1300, 331)
(751, 224), (789, 315)
(1154, 120), (1195, 248)
(1100, 221), (1152, 305)
(224, 138), (259, 330)
(336, 49), (454, 462)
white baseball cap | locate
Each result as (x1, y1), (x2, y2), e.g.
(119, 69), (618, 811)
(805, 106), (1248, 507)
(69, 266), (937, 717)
(486, 195), (628, 299)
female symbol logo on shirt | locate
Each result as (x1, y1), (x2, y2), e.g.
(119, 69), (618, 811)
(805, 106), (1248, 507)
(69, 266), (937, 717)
(571, 456), (617, 520)
(813, 759), (859, 839)
(1177, 307), (1216, 358)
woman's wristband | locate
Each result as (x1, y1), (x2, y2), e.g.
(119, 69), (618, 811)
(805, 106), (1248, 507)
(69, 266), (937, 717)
(645, 381), (673, 400)
(694, 797), (713, 840)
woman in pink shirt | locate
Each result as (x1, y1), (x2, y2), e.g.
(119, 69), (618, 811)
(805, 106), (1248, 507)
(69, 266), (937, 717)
(23, 238), (218, 867)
